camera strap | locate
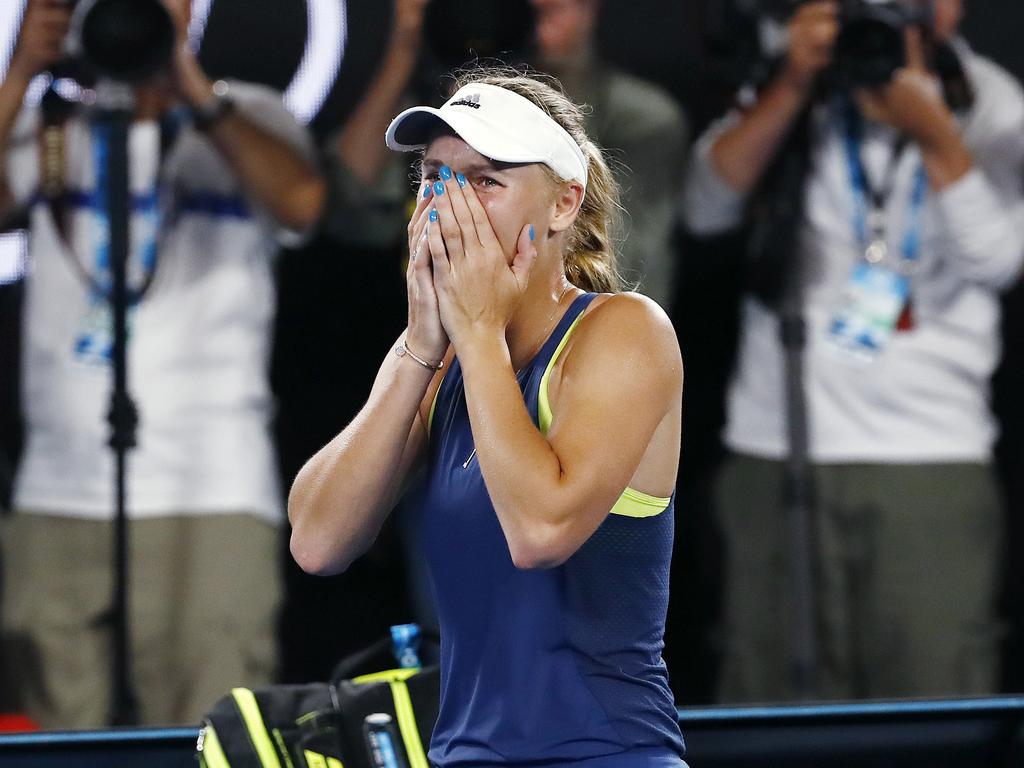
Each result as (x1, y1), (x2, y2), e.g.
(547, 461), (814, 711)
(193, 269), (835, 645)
(69, 116), (171, 364)
(40, 105), (184, 307)
(842, 99), (928, 268)
(81, 118), (161, 303)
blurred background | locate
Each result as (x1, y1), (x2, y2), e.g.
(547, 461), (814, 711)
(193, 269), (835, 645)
(2, 0), (1024, 735)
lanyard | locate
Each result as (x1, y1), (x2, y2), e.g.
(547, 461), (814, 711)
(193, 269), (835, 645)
(89, 120), (163, 305)
(842, 100), (929, 265)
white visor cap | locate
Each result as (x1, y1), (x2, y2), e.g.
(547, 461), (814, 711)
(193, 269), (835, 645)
(385, 82), (589, 190)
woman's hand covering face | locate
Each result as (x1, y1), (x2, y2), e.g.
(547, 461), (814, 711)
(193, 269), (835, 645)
(405, 180), (449, 362)
(424, 162), (538, 347)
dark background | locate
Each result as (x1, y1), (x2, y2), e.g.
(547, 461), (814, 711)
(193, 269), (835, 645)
(1, 0), (1023, 706)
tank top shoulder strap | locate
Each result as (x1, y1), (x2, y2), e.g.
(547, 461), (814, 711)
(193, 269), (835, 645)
(520, 292), (598, 435)
(528, 291), (673, 519)
(431, 293), (597, 437)
(531, 292), (599, 376)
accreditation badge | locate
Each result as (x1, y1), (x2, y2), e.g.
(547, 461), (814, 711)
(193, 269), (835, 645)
(73, 300), (136, 366)
(73, 300), (113, 365)
(827, 262), (910, 362)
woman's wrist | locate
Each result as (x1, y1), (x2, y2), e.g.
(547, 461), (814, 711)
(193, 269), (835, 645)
(396, 338), (444, 371)
(453, 327), (510, 371)
(403, 331), (447, 363)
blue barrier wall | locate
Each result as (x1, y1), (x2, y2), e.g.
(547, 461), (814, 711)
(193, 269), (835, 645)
(2, 697), (1022, 768)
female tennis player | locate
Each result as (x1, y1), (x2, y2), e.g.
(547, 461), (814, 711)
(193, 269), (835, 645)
(289, 68), (686, 767)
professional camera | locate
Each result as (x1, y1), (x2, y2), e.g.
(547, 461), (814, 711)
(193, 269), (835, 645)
(748, 0), (931, 89)
(832, 0), (930, 87)
(66, 0), (176, 83)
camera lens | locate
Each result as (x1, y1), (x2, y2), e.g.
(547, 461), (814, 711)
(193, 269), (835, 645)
(837, 16), (905, 87)
(75, 0), (176, 83)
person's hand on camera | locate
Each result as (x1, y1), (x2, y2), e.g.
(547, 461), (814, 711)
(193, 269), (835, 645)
(781, 0), (840, 92)
(405, 181), (449, 364)
(857, 27), (972, 189)
(856, 28), (951, 144)
(159, 0), (216, 108)
(8, 0), (71, 83)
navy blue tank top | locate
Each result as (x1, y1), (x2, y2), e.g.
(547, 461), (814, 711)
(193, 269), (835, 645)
(417, 293), (685, 767)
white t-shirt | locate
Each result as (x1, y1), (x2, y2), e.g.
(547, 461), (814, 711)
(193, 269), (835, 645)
(683, 46), (1024, 463)
(6, 82), (315, 521)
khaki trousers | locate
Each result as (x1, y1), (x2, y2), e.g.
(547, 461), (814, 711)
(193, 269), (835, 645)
(714, 455), (1004, 703)
(1, 512), (281, 727)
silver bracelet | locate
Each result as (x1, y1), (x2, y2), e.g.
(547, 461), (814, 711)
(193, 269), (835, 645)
(395, 341), (444, 371)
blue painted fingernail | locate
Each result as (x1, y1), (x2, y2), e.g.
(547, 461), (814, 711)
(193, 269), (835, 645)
(429, 209), (438, 222)
(433, 181), (445, 196)
(456, 172), (466, 188)
(422, 184), (431, 199)
(440, 166), (453, 181)
(529, 224), (535, 241)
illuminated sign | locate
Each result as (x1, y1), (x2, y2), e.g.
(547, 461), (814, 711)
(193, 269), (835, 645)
(0, 0), (347, 123)
(0, 0), (346, 283)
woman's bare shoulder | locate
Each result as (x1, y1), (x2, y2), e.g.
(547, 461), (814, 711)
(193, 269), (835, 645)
(566, 291), (683, 388)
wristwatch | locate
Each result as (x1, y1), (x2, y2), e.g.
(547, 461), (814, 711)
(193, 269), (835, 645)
(191, 80), (235, 132)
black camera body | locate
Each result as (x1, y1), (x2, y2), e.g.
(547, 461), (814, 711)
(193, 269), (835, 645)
(66, 0), (176, 84)
(832, 0), (930, 88)
(755, 0), (931, 89)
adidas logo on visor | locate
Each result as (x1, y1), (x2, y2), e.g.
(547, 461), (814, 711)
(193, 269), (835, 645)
(385, 82), (589, 188)
(450, 93), (481, 109)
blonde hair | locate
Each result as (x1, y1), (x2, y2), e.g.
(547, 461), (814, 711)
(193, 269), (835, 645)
(450, 66), (624, 294)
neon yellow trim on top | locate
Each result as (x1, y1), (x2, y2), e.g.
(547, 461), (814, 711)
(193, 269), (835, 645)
(199, 725), (231, 768)
(539, 310), (671, 519)
(610, 486), (671, 518)
(427, 374), (445, 435)
(538, 313), (585, 436)
(231, 688), (281, 768)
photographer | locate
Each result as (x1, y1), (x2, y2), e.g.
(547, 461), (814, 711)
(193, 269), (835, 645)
(0, 0), (324, 726)
(683, 0), (1024, 702)
(530, 0), (689, 312)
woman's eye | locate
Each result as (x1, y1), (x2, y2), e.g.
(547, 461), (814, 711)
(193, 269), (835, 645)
(476, 177), (498, 188)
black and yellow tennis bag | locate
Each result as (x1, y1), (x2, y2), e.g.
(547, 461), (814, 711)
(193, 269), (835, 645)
(196, 633), (440, 768)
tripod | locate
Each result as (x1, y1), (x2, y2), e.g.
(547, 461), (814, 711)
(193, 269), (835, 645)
(95, 80), (140, 727)
(748, 101), (821, 700)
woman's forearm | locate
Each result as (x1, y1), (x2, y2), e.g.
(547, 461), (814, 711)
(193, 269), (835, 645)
(288, 338), (436, 575)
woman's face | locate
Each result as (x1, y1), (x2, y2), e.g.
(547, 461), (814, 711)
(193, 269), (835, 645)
(422, 134), (557, 264)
